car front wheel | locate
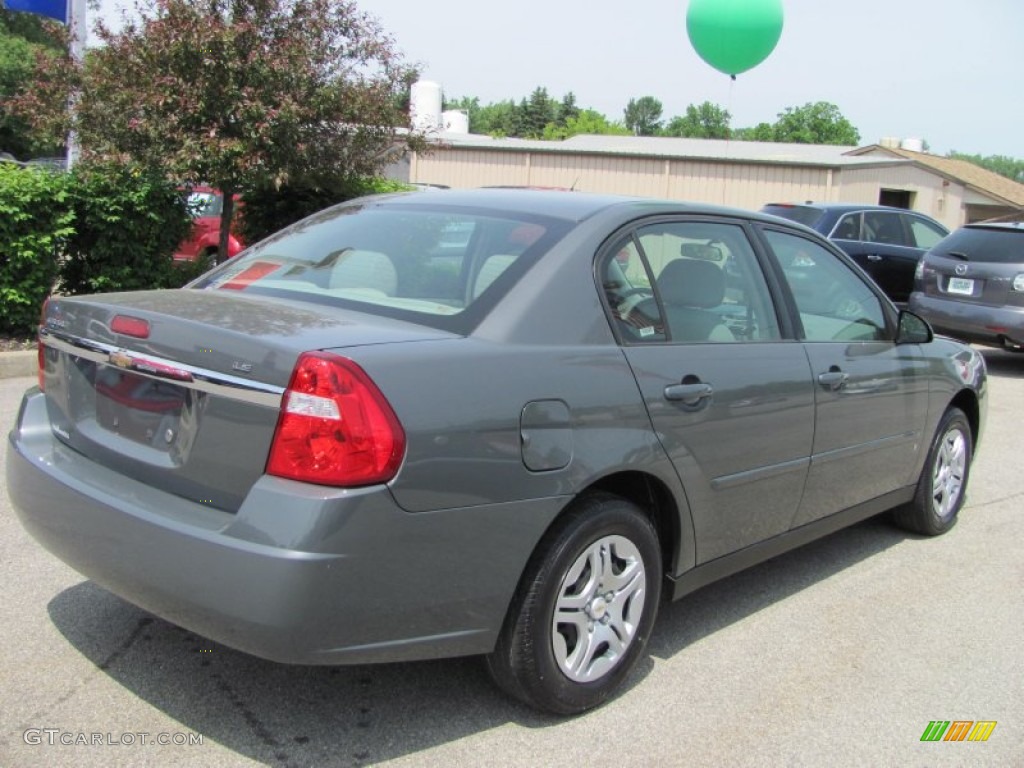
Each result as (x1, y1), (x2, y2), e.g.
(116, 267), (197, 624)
(486, 493), (662, 714)
(894, 407), (973, 536)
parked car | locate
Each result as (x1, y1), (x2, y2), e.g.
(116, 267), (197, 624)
(761, 203), (949, 304)
(909, 221), (1024, 352)
(175, 186), (244, 263)
(9, 189), (986, 715)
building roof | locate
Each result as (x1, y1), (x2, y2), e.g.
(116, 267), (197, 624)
(848, 145), (1024, 208)
(433, 131), (902, 168)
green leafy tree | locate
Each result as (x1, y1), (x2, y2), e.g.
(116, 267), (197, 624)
(623, 96), (663, 136)
(0, 10), (63, 159)
(948, 151), (1024, 183)
(732, 122), (775, 142)
(662, 101), (731, 139)
(770, 101), (860, 145)
(473, 99), (521, 137)
(543, 109), (631, 140)
(12, 0), (421, 262)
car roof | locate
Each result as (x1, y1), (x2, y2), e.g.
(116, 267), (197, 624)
(764, 202), (915, 214)
(965, 221), (1024, 231)
(368, 188), (792, 226)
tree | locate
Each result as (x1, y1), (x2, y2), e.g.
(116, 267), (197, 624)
(661, 101), (731, 139)
(12, 0), (420, 262)
(623, 96), (663, 136)
(557, 92), (580, 126)
(0, 9), (64, 159)
(732, 122), (775, 142)
(542, 109), (631, 140)
(770, 101), (860, 145)
(520, 86), (556, 139)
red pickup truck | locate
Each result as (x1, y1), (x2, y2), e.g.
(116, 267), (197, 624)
(175, 186), (244, 263)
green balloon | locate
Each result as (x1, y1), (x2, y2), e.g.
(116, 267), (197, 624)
(687, 0), (784, 77)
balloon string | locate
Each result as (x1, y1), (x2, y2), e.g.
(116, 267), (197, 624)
(723, 75), (736, 204)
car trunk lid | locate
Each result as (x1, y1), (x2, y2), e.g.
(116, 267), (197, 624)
(39, 289), (454, 512)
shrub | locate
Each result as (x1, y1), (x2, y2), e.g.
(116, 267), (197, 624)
(59, 162), (193, 295)
(0, 163), (72, 334)
(238, 176), (412, 246)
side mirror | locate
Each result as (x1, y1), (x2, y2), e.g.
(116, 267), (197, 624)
(896, 310), (933, 345)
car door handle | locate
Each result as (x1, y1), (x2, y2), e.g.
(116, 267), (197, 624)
(866, 254), (883, 262)
(664, 382), (713, 404)
(817, 369), (848, 391)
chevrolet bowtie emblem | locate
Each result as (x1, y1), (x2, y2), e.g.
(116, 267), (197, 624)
(109, 350), (133, 368)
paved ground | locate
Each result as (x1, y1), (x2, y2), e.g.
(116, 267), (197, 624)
(1, 349), (1022, 767)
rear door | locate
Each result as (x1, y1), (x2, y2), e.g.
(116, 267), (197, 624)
(759, 228), (931, 527)
(606, 217), (815, 563)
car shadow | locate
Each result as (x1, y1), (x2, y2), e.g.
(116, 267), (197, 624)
(978, 347), (1024, 378)
(47, 516), (909, 766)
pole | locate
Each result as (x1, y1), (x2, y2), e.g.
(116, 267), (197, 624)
(65, 0), (87, 169)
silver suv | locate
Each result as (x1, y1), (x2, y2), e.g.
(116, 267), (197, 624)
(909, 221), (1024, 351)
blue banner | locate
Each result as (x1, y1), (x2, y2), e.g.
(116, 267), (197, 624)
(4, 0), (68, 24)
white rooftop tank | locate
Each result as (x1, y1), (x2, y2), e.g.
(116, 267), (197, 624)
(442, 110), (469, 134)
(410, 80), (442, 132)
(900, 137), (924, 153)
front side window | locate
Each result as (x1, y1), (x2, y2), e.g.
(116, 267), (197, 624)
(863, 211), (909, 246)
(601, 220), (780, 344)
(764, 229), (888, 342)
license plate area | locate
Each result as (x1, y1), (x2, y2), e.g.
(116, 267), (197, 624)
(88, 363), (187, 450)
(946, 277), (975, 296)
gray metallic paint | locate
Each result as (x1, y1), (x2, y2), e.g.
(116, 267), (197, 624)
(6, 190), (988, 669)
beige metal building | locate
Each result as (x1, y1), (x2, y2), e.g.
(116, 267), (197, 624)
(404, 134), (1023, 229)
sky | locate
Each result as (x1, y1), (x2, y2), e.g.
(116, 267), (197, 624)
(93, 0), (1023, 158)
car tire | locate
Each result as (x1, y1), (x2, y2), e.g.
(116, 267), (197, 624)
(486, 492), (661, 715)
(893, 407), (973, 536)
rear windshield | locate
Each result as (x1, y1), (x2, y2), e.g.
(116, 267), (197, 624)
(191, 198), (572, 330)
(930, 226), (1024, 264)
(761, 205), (825, 229)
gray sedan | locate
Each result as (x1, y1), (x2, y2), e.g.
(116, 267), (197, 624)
(7, 189), (986, 715)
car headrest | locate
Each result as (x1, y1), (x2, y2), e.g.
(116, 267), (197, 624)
(657, 259), (725, 309)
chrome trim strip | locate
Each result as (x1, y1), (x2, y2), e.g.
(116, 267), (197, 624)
(41, 331), (284, 408)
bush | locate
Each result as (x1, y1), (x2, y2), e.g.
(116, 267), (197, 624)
(238, 176), (412, 246)
(0, 163), (72, 334)
(59, 162), (193, 295)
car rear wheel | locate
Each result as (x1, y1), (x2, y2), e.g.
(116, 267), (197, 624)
(486, 493), (661, 715)
(893, 407), (972, 536)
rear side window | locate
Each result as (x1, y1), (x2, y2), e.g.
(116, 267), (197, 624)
(930, 227), (1024, 264)
(907, 216), (947, 248)
(602, 220), (781, 344)
(193, 202), (570, 324)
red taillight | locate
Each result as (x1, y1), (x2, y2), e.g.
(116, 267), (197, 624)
(266, 353), (406, 486)
(111, 314), (150, 338)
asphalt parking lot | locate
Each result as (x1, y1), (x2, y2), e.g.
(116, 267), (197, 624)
(1, 349), (1021, 768)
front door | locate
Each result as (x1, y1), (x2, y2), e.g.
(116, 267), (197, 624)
(760, 228), (930, 527)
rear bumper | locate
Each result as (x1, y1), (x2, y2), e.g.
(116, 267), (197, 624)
(910, 293), (1024, 349)
(7, 389), (562, 664)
